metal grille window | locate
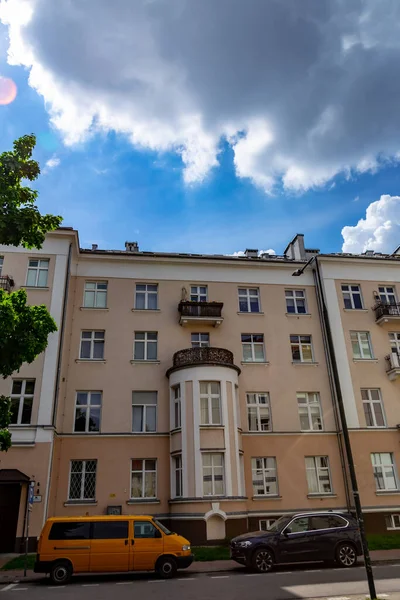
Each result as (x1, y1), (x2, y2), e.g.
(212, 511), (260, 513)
(241, 333), (265, 362)
(134, 332), (158, 360)
(26, 258), (49, 287)
(84, 281), (108, 308)
(342, 284), (363, 309)
(74, 392), (102, 432)
(305, 456), (332, 494)
(252, 457), (278, 496)
(378, 286), (397, 305)
(202, 453), (224, 496)
(290, 335), (313, 362)
(389, 332), (400, 354)
(190, 285), (207, 302)
(131, 459), (157, 498)
(174, 455), (183, 498)
(259, 519), (277, 531)
(386, 514), (400, 530)
(80, 331), (105, 359)
(191, 333), (210, 348)
(285, 289), (307, 314)
(247, 393), (271, 431)
(350, 331), (373, 359)
(371, 453), (398, 491)
(362, 389), (385, 428)
(200, 382), (221, 425)
(132, 392), (157, 432)
(297, 392), (323, 431)
(135, 283), (158, 310)
(238, 288), (260, 313)
(68, 460), (97, 501)
(172, 385), (181, 429)
(10, 380), (35, 425)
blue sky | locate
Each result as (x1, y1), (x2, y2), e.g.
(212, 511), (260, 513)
(1, 2), (400, 256)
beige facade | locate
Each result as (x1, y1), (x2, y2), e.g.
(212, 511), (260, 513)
(2, 231), (400, 547)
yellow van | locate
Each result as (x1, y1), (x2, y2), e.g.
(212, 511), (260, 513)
(34, 515), (193, 584)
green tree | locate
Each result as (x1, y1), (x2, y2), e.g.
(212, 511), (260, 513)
(0, 134), (61, 451)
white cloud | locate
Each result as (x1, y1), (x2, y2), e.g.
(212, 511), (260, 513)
(342, 194), (400, 253)
(228, 249), (276, 257)
(2, 0), (400, 191)
(45, 156), (60, 169)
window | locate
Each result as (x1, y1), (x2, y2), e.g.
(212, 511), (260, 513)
(297, 392), (323, 431)
(92, 521), (129, 539)
(131, 459), (157, 498)
(49, 522), (90, 540)
(202, 453), (224, 496)
(247, 393), (271, 431)
(362, 389), (385, 428)
(305, 456), (332, 494)
(80, 331), (105, 360)
(310, 515), (348, 530)
(26, 258), (49, 287)
(286, 517), (310, 534)
(134, 331), (158, 361)
(350, 331), (373, 359)
(241, 333), (265, 362)
(191, 333), (210, 348)
(74, 392), (102, 432)
(378, 286), (397, 305)
(132, 392), (157, 432)
(386, 514), (400, 530)
(191, 285), (207, 302)
(135, 283), (158, 310)
(290, 335), (313, 362)
(0, 256), (3, 276)
(10, 380), (35, 425)
(172, 385), (181, 429)
(285, 289), (307, 314)
(371, 453), (398, 491)
(68, 460), (97, 501)
(389, 332), (400, 354)
(200, 382), (221, 425)
(174, 455), (183, 498)
(252, 457), (278, 496)
(238, 288), (260, 313)
(259, 519), (277, 531)
(84, 281), (108, 308)
(342, 284), (363, 309)
(134, 521), (159, 538)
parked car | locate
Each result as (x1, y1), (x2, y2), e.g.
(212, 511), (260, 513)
(230, 512), (362, 573)
(34, 515), (193, 584)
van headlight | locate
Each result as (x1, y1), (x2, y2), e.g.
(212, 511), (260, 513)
(182, 545), (191, 551)
(237, 541), (252, 548)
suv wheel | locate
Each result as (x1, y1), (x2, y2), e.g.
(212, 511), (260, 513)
(336, 543), (357, 567)
(252, 548), (274, 573)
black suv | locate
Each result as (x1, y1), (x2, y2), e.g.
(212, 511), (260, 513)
(230, 512), (362, 573)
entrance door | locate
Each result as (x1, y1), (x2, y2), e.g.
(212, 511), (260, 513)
(89, 521), (130, 572)
(132, 520), (164, 571)
(0, 484), (21, 552)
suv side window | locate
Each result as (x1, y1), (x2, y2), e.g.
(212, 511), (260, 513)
(286, 517), (309, 534)
(310, 515), (347, 530)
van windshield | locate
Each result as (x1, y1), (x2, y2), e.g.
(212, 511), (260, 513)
(153, 519), (172, 535)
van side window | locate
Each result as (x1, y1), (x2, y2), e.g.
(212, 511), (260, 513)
(310, 515), (347, 530)
(92, 521), (129, 539)
(134, 521), (159, 538)
(49, 522), (90, 540)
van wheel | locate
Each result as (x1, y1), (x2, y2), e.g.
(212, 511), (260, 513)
(252, 548), (274, 573)
(336, 543), (357, 567)
(50, 561), (73, 585)
(156, 557), (177, 579)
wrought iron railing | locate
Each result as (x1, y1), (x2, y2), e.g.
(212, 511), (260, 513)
(178, 301), (223, 318)
(373, 302), (400, 320)
(0, 275), (14, 292)
(167, 346), (240, 375)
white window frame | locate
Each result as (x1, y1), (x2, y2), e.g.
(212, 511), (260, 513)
(68, 459), (97, 501)
(191, 333), (210, 347)
(241, 333), (266, 362)
(83, 281), (108, 308)
(371, 453), (399, 491)
(290, 335), (314, 362)
(238, 287), (261, 313)
(10, 379), (35, 425)
(259, 518), (277, 531)
(0, 256), (3, 276)
(74, 391), (102, 433)
(132, 392), (157, 433)
(297, 392), (323, 431)
(202, 452), (225, 496)
(190, 285), (208, 302)
(251, 457), (278, 497)
(389, 332), (400, 354)
(135, 283), (158, 310)
(350, 331), (373, 359)
(26, 258), (49, 287)
(342, 284), (364, 309)
(378, 286), (397, 305)
(305, 456), (332, 495)
(131, 459), (157, 499)
(285, 289), (307, 314)
(79, 330), (105, 360)
(133, 331), (158, 361)
(246, 393), (271, 432)
(386, 514), (400, 530)
(361, 389), (386, 428)
(200, 382), (222, 425)
(172, 385), (181, 429)
(174, 454), (183, 498)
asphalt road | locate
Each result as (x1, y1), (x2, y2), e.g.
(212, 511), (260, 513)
(1, 564), (400, 600)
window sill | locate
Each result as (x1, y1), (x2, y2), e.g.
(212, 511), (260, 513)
(75, 359), (107, 364)
(200, 425), (224, 429)
(170, 427), (182, 434)
(64, 500), (97, 506)
(376, 490), (400, 496)
(353, 358), (378, 363)
(131, 308), (161, 313)
(130, 360), (160, 365)
(307, 493), (337, 498)
(292, 361), (319, 366)
(80, 306), (109, 311)
(343, 308), (369, 312)
(241, 361), (269, 366)
(237, 311), (264, 316)
(246, 430), (273, 434)
(387, 527), (400, 531)
(22, 286), (50, 290)
(286, 313), (311, 317)
(127, 498), (160, 505)
(252, 495), (282, 501)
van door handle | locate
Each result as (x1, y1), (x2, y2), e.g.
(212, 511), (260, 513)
(131, 539), (135, 546)
(125, 539), (128, 546)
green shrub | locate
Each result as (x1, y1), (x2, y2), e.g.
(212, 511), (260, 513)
(367, 534), (400, 550)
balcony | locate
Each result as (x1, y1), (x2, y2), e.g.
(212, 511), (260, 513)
(178, 301), (223, 327)
(167, 346), (241, 376)
(0, 276), (15, 293)
(385, 352), (400, 381)
(373, 302), (400, 325)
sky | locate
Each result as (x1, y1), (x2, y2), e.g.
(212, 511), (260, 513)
(1, 0), (400, 255)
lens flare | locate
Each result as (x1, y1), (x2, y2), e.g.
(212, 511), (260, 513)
(0, 77), (17, 105)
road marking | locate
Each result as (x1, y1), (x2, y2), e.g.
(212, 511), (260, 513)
(245, 573), (264, 577)
(211, 576), (230, 579)
(83, 584), (99, 587)
(148, 580), (165, 583)
(1, 585), (17, 593)
(116, 582), (133, 585)
(48, 586), (66, 589)
(178, 578), (195, 581)
(306, 569), (322, 572)
(327, 597), (350, 600)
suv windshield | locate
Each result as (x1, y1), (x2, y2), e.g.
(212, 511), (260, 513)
(266, 516), (291, 533)
(153, 519), (172, 535)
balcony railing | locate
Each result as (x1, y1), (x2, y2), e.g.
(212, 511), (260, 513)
(178, 301), (223, 327)
(0, 276), (14, 293)
(373, 302), (400, 323)
(167, 346), (240, 376)
(385, 352), (400, 381)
